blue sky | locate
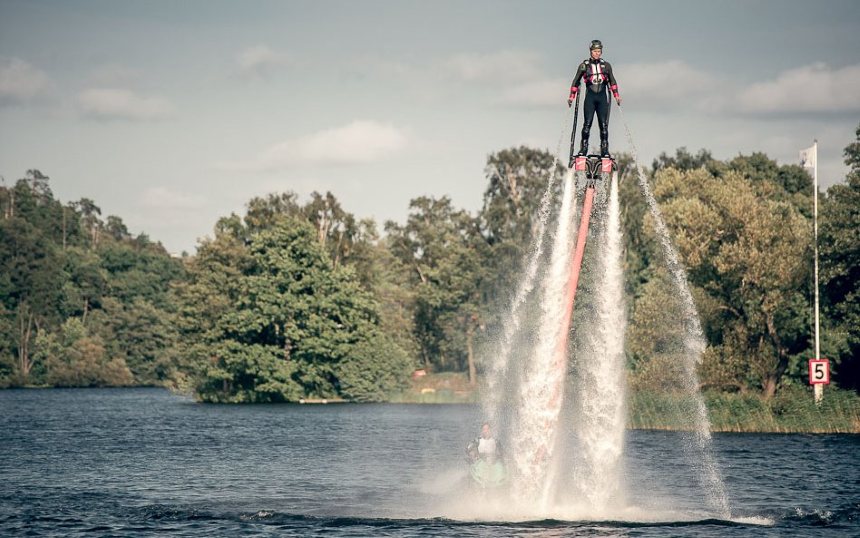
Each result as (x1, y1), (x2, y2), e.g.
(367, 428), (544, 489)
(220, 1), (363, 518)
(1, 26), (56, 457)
(1, 0), (859, 253)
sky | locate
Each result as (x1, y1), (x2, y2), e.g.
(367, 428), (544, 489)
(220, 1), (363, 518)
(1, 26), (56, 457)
(1, 0), (859, 254)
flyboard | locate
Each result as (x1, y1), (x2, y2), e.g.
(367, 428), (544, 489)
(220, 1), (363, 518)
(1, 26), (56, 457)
(565, 154), (615, 314)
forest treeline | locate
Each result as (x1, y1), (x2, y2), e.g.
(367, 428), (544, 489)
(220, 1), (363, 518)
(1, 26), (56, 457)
(2, 124), (858, 402)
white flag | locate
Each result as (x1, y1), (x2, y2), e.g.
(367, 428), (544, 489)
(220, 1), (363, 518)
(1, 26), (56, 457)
(800, 145), (816, 169)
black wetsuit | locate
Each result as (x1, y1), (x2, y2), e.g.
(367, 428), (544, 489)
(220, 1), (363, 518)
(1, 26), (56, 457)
(569, 58), (619, 158)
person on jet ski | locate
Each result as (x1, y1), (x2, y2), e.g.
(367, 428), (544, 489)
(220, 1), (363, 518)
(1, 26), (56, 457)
(466, 423), (507, 489)
(567, 39), (622, 159)
(466, 423), (501, 463)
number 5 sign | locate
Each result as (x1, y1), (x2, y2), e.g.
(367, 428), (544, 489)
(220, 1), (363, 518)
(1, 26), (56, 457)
(808, 359), (830, 385)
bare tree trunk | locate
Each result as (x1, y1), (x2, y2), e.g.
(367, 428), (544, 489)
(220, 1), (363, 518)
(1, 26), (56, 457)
(82, 298), (89, 323)
(18, 310), (34, 377)
(421, 349), (431, 371)
(317, 210), (329, 245)
(466, 318), (477, 387)
(506, 169), (522, 216)
(62, 207), (67, 250)
(414, 264), (427, 284)
(333, 230), (344, 269)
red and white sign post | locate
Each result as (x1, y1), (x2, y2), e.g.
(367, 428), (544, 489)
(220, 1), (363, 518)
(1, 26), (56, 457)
(808, 359), (830, 401)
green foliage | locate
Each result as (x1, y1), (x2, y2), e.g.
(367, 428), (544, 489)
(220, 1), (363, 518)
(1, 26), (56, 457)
(820, 122), (860, 390)
(630, 154), (815, 397)
(478, 147), (563, 331)
(337, 332), (412, 402)
(386, 196), (487, 378)
(89, 297), (181, 385)
(651, 147), (720, 175)
(33, 318), (134, 387)
(627, 270), (688, 389)
(99, 240), (184, 308)
(481, 146), (562, 249)
(176, 215), (412, 402)
(0, 172), (181, 387)
(630, 386), (860, 433)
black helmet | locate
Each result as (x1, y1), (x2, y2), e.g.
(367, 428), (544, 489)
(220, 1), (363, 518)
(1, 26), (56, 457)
(590, 40), (603, 51)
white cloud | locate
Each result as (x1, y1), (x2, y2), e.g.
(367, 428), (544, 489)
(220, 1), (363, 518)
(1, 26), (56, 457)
(441, 51), (542, 83)
(496, 78), (568, 107)
(236, 45), (290, 78)
(739, 63), (860, 113)
(230, 120), (409, 171)
(616, 60), (716, 105)
(0, 57), (52, 103)
(353, 55), (418, 79)
(88, 64), (142, 86)
(141, 186), (205, 209)
(77, 88), (173, 121)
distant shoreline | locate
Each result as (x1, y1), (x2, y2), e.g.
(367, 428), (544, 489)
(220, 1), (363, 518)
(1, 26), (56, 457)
(5, 384), (858, 434)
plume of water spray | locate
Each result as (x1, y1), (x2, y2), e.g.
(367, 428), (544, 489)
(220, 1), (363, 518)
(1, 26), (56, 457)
(618, 106), (731, 518)
(482, 109), (573, 428)
(509, 170), (578, 506)
(568, 172), (628, 513)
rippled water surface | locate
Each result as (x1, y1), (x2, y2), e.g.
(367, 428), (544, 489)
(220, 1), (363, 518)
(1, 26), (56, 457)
(1, 388), (857, 536)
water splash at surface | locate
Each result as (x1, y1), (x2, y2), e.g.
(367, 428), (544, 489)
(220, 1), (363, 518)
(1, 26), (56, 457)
(568, 172), (627, 511)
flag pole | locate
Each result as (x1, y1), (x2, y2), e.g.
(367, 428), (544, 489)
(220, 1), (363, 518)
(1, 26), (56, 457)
(813, 140), (823, 404)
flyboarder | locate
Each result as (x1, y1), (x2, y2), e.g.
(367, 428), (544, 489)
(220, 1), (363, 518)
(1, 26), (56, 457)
(568, 40), (622, 161)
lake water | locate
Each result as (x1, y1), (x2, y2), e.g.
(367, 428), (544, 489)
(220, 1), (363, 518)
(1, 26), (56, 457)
(1, 388), (857, 536)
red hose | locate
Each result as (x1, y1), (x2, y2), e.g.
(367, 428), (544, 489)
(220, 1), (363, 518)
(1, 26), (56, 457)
(552, 186), (595, 377)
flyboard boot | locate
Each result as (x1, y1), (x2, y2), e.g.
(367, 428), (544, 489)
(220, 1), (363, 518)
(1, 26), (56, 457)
(570, 133), (588, 172)
(570, 134), (589, 168)
(599, 133), (614, 182)
(569, 133), (589, 168)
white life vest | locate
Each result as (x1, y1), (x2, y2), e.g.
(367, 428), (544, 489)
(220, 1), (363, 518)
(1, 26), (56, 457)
(478, 437), (497, 457)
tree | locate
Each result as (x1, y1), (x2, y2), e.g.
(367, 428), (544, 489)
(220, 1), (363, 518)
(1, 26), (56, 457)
(651, 147), (719, 175)
(651, 166), (811, 397)
(0, 175), (183, 387)
(60, 246), (107, 322)
(176, 215), (411, 402)
(73, 197), (102, 249)
(98, 239), (184, 309)
(820, 122), (860, 390)
(90, 297), (180, 385)
(242, 191), (381, 283)
(34, 318), (133, 387)
(479, 147), (563, 319)
(301, 191), (358, 269)
(244, 192), (301, 235)
(386, 196), (487, 381)
(105, 215), (130, 241)
(0, 216), (64, 383)
(481, 146), (561, 248)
